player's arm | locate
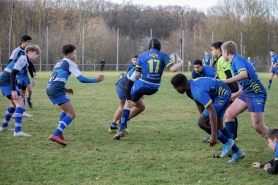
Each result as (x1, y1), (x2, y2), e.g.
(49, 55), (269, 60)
(195, 101), (204, 114)
(191, 70), (196, 79)
(260, 158), (274, 168)
(70, 63), (104, 83)
(28, 61), (35, 78)
(265, 159), (278, 174)
(125, 70), (140, 100)
(205, 102), (217, 146)
(210, 59), (212, 66)
(224, 71), (248, 84)
(169, 60), (184, 72)
(77, 75), (104, 83)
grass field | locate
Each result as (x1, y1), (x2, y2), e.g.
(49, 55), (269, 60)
(0, 71), (278, 185)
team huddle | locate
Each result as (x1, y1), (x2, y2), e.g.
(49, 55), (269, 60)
(0, 36), (278, 174)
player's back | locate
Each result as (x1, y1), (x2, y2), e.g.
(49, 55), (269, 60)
(232, 54), (265, 94)
(9, 47), (25, 62)
(0, 55), (28, 86)
(137, 49), (172, 86)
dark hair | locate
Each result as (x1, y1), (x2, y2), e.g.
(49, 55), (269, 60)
(264, 129), (278, 140)
(171, 73), (188, 87)
(62, 44), (76, 55)
(270, 49), (275, 52)
(21, 35), (32, 42)
(211, 40), (224, 50)
(149, 39), (161, 51)
(132, 54), (138, 58)
(194, 59), (203, 66)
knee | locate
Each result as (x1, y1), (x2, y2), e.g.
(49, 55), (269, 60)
(198, 116), (210, 130)
(67, 112), (76, 119)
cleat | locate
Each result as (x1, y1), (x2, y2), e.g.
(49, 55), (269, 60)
(60, 133), (64, 141)
(124, 128), (129, 134)
(27, 101), (33, 108)
(113, 131), (125, 140)
(212, 150), (222, 158)
(202, 137), (210, 143)
(13, 131), (31, 137)
(114, 120), (129, 134)
(23, 112), (33, 117)
(221, 139), (235, 158)
(266, 87), (270, 90)
(228, 150), (245, 162)
(49, 134), (67, 146)
(108, 126), (118, 133)
(0, 126), (15, 132)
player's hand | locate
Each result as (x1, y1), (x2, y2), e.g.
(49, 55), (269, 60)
(32, 78), (36, 87)
(11, 91), (18, 100)
(96, 75), (105, 82)
(140, 95), (144, 99)
(66, 88), (74, 95)
(264, 163), (271, 171)
(252, 162), (261, 168)
(209, 135), (217, 147)
(231, 93), (238, 101)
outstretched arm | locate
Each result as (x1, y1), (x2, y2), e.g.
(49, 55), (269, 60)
(224, 72), (248, 84)
(77, 75), (105, 83)
(169, 60), (184, 72)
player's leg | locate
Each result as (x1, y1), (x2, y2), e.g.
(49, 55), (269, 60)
(114, 81), (157, 140)
(267, 71), (275, 89)
(224, 96), (248, 139)
(249, 93), (269, 136)
(49, 96), (73, 146)
(128, 98), (145, 120)
(26, 83), (33, 108)
(108, 98), (125, 133)
(250, 112), (269, 136)
(0, 88), (16, 132)
(12, 93), (31, 136)
(20, 83), (33, 117)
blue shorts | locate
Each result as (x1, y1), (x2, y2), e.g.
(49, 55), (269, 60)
(202, 93), (231, 119)
(48, 95), (70, 105)
(116, 86), (126, 101)
(270, 67), (278, 75)
(0, 85), (20, 97)
(237, 92), (267, 112)
(130, 80), (158, 102)
(17, 76), (30, 87)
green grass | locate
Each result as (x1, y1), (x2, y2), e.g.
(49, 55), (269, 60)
(0, 71), (278, 185)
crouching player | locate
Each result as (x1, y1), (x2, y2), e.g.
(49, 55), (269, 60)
(171, 74), (245, 162)
(252, 129), (278, 174)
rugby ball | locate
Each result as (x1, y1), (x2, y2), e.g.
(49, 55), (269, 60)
(170, 53), (181, 63)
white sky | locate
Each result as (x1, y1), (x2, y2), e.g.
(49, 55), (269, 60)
(109, 0), (219, 12)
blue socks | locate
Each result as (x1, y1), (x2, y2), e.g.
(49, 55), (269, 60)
(53, 115), (72, 136)
(217, 129), (229, 144)
(111, 122), (118, 128)
(1, 106), (16, 128)
(268, 79), (272, 89)
(14, 107), (24, 133)
(119, 109), (130, 132)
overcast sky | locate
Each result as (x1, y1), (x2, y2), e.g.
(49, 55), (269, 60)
(109, 0), (219, 12)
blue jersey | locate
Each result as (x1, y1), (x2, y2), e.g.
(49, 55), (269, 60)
(46, 58), (82, 98)
(187, 78), (230, 109)
(0, 55), (29, 86)
(232, 54), (265, 94)
(9, 47), (25, 61)
(117, 66), (136, 90)
(271, 55), (278, 67)
(191, 65), (216, 79)
(203, 55), (211, 65)
(274, 142), (278, 160)
(136, 49), (174, 89)
(126, 63), (135, 73)
(247, 59), (255, 67)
